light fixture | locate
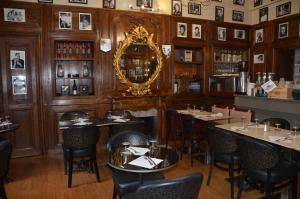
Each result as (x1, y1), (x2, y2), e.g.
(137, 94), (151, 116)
(128, 4), (160, 12)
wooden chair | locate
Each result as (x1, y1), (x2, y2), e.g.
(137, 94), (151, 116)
(229, 107), (252, 123)
(211, 105), (229, 124)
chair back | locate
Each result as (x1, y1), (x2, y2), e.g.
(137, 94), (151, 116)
(60, 111), (89, 121)
(229, 108), (252, 123)
(107, 130), (149, 152)
(165, 108), (181, 138)
(179, 114), (197, 139)
(237, 136), (280, 171)
(260, 118), (290, 130)
(211, 105), (229, 124)
(123, 172), (203, 199)
(62, 126), (99, 149)
(207, 127), (237, 155)
(0, 140), (12, 179)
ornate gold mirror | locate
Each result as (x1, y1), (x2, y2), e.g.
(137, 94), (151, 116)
(113, 25), (163, 96)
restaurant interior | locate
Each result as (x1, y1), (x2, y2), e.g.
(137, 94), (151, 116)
(0, 0), (300, 198)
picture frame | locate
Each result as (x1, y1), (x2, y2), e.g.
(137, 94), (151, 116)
(233, 0), (245, 6)
(192, 24), (201, 39)
(79, 13), (92, 31)
(254, 0), (262, 7)
(188, 3), (201, 15)
(232, 10), (244, 22)
(137, 0), (152, 8)
(172, 0), (182, 16)
(68, 0), (87, 4)
(61, 85), (70, 96)
(217, 27), (226, 41)
(59, 11), (72, 30)
(184, 50), (193, 62)
(276, 2), (291, 17)
(103, 0), (115, 9)
(4, 8), (26, 22)
(10, 50), (25, 70)
(253, 53), (264, 64)
(38, 0), (53, 3)
(278, 22), (288, 39)
(255, 29), (263, 43)
(259, 7), (268, 23)
(12, 75), (27, 95)
(177, 22), (187, 38)
(234, 29), (245, 39)
(162, 45), (172, 58)
(215, 6), (224, 22)
(79, 85), (89, 96)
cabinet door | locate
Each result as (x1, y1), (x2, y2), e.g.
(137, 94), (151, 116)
(0, 35), (41, 157)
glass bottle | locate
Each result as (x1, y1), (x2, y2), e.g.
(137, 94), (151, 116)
(68, 43), (73, 57)
(81, 43), (86, 55)
(255, 72), (262, 97)
(72, 80), (78, 96)
(63, 43), (67, 58)
(227, 50), (232, 63)
(87, 43), (92, 56)
(57, 43), (61, 58)
(75, 43), (80, 55)
(57, 63), (64, 78)
(83, 63), (89, 77)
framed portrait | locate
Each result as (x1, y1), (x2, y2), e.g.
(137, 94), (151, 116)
(259, 7), (268, 23)
(100, 38), (112, 52)
(217, 27), (226, 41)
(254, 54), (264, 64)
(276, 2), (291, 17)
(79, 13), (92, 30)
(10, 50), (25, 70)
(4, 8), (26, 22)
(192, 24), (201, 39)
(188, 3), (201, 15)
(137, 0), (152, 8)
(162, 45), (172, 57)
(254, 0), (262, 7)
(184, 50), (193, 62)
(12, 75), (27, 95)
(79, 85), (89, 96)
(234, 29), (245, 39)
(232, 10), (244, 22)
(172, 0), (182, 16)
(177, 22), (187, 38)
(59, 11), (72, 30)
(61, 85), (70, 96)
(215, 6), (224, 22)
(278, 22), (288, 39)
(255, 29), (263, 43)
(69, 0), (87, 4)
(103, 0), (115, 9)
(233, 0), (245, 6)
(38, 0), (53, 3)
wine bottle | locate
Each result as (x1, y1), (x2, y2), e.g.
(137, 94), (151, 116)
(72, 80), (78, 96)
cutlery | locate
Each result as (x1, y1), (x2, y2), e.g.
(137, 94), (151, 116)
(144, 156), (156, 166)
(275, 137), (291, 142)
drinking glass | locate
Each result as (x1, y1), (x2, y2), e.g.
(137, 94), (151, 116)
(186, 104), (191, 112)
(149, 139), (157, 157)
(200, 106), (204, 112)
(254, 117), (259, 127)
(274, 123), (281, 131)
(193, 105), (196, 111)
(291, 122), (299, 138)
(241, 116), (246, 129)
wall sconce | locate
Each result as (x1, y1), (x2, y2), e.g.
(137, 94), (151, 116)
(128, 4), (161, 12)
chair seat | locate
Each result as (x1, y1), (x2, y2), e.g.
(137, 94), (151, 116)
(246, 160), (297, 183)
(63, 145), (94, 158)
(215, 152), (240, 164)
(112, 170), (165, 195)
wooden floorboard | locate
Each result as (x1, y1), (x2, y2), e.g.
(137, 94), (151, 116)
(4, 147), (294, 199)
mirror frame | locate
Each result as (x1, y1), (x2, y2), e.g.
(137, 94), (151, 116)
(113, 25), (163, 96)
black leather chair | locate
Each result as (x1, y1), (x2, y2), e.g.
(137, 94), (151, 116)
(237, 136), (298, 199)
(0, 140), (12, 199)
(60, 110), (89, 121)
(123, 172), (203, 199)
(62, 126), (100, 188)
(207, 127), (240, 199)
(164, 108), (182, 150)
(260, 118), (290, 130)
(107, 130), (164, 199)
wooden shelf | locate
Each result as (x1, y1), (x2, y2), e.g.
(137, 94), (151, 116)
(54, 58), (94, 61)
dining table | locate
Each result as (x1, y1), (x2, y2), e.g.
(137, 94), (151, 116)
(176, 109), (231, 122)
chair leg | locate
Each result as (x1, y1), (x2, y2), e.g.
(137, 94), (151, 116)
(228, 161), (234, 199)
(180, 138), (185, 160)
(265, 181), (272, 199)
(93, 155), (100, 182)
(237, 172), (245, 199)
(68, 158), (73, 188)
(63, 158), (68, 175)
(191, 139), (194, 167)
(291, 175), (297, 199)
(206, 153), (214, 186)
(0, 180), (7, 199)
(112, 185), (117, 199)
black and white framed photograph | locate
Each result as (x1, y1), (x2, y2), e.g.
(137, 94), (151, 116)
(276, 2), (291, 17)
(12, 75), (27, 95)
(254, 0), (262, 7)
(172, 0), (182, 16)
(10, 50), (25, 69)
(69, 0), (87, 4)
(59, 11), (72, 30)
(217, 27), (226, 41)
(254, 53), (264, 64)
(177, 22), (187, 38)
(232, 10), (244, 22)
(184, 50), (193, 62)
(61, 85), (70, 96)
(162, 45), (172, 58)
(38, 0), (53, 3)
(234, 29), (245, 39)
(103, 0), (115, 9)
(259, 7), (268, 23)
(188, 3), (201, 15)
(278, 22), (288, 39)
(137, 0), (152, 8)
(215, 6), (224, 22)
(233, 0), (245, 6)
(79, 13), (92, 30)
(192, 24), (201, 39)
(4, 8), (26, 22)
(255, 29), (263, 43)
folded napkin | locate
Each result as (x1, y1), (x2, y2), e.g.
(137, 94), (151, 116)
(128, 156), (163, 169)
(0, 122), (12, 126)
(110, 115), (122, 120)
(71, 118), (89, 122)
(268, 136), (292, 143)
(210, 113), (224, 117)
(73, 122), (93, 126)
(230, 126), (248, 132)
(113, 118), (130, 123)
(127, 147), (149, 156)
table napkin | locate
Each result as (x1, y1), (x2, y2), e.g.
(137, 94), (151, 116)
(110, 115), (122, 120)
(127, 147), (149, 156)
(73, 122), (93, 126)
(268, 136), (292, 143)
(113, 118), (130, 123)
(128, 156), (163, 169)
(210, 113), (223, 117)
(230, 126), (248, 132)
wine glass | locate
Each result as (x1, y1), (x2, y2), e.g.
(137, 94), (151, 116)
(254, 117), (259, 127)
(291, 121), (299, 138)
(200, 106), (204, 112)
(186, 104), (191, 112)
(241, 116), (246, 129)
(274, 123), (281, 131)
(193, 105), (196, 111)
